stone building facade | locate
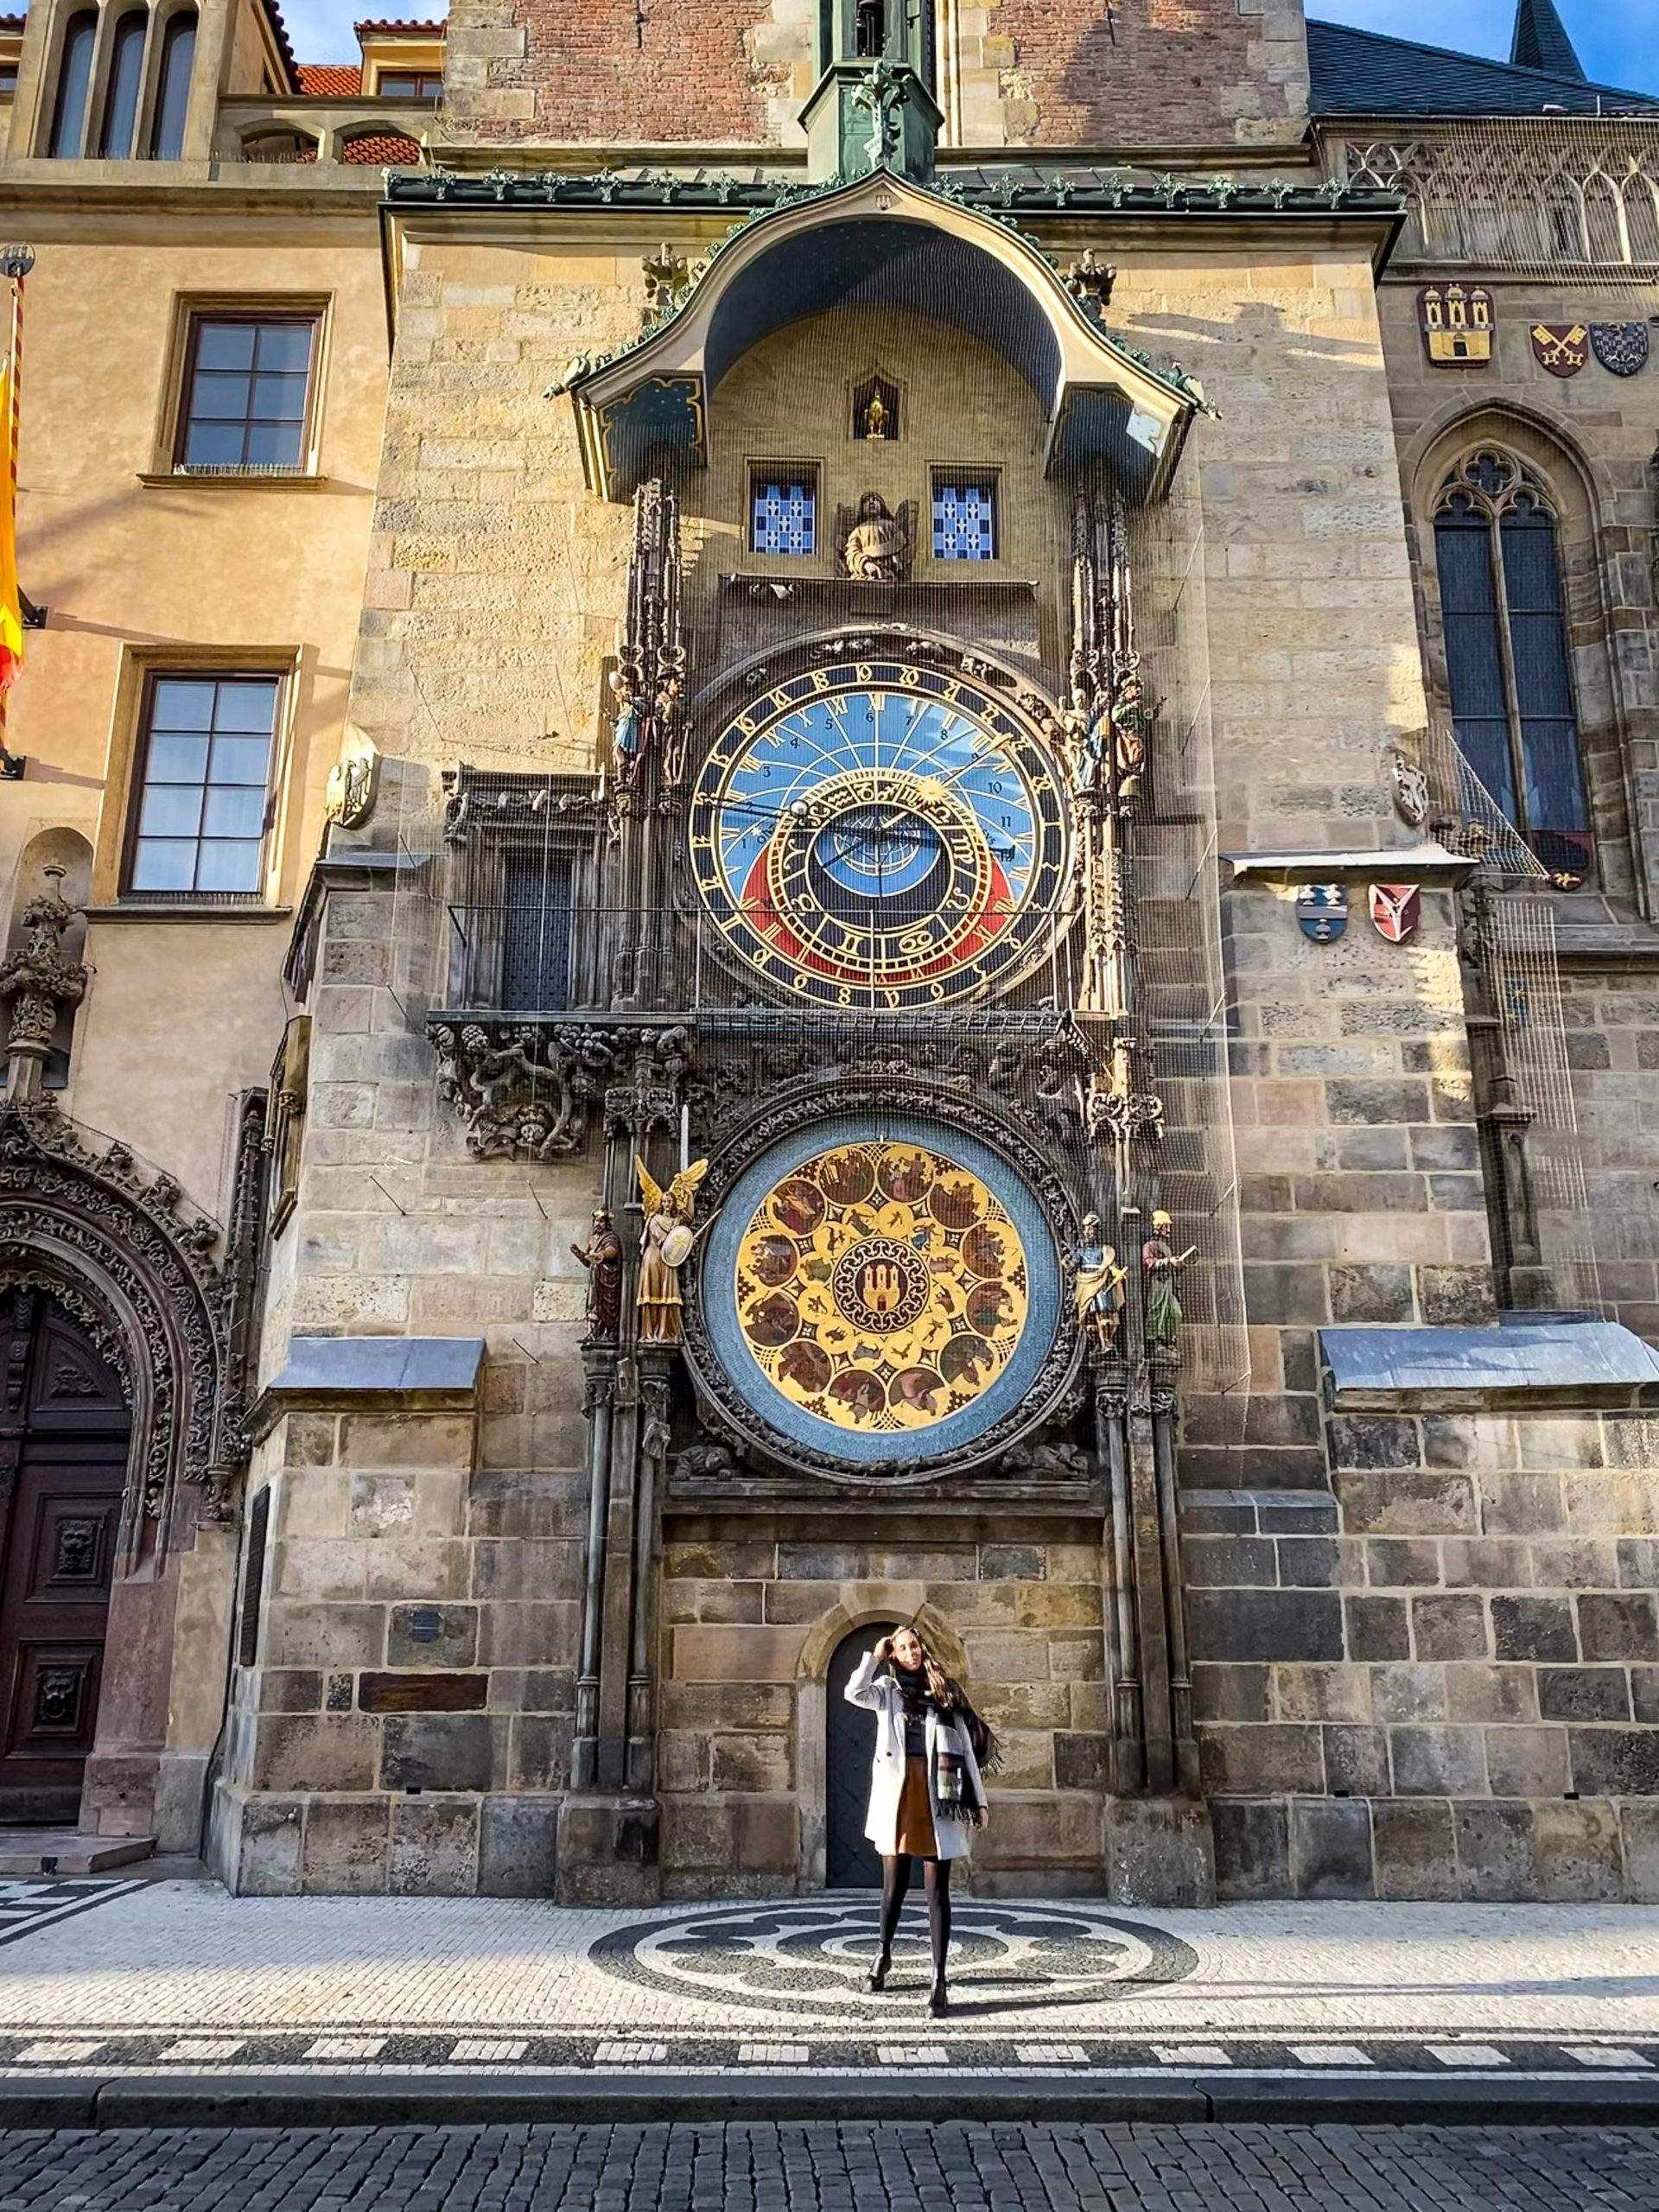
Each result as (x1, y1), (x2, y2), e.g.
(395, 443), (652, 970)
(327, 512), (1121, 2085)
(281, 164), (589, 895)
(0, 0), (1653, 1904)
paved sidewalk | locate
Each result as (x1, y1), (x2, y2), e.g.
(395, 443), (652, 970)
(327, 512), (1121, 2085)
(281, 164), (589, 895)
(0, 1877), (1654, 2123)
(0, 2120), (1654, 2210)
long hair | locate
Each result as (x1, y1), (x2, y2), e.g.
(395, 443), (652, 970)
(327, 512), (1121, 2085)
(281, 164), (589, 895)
(890, 1625), (1001, 1772)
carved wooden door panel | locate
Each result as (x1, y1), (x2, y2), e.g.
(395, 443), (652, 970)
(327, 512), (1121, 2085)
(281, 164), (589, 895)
(826, 1624), (886, 1888)
(0, 1294), (130, 1823)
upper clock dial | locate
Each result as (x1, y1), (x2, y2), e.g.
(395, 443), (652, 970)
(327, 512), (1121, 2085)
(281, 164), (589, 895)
(690, 658), (1068, 1008)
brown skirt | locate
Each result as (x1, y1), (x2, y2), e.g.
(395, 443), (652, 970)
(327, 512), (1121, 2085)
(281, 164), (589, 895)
(893, 1755), (939, 1859)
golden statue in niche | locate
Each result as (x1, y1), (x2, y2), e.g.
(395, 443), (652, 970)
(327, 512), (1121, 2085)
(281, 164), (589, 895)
(862, 388), (889, 440)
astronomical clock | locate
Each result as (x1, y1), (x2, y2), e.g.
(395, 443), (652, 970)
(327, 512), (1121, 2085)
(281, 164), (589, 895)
(677, 644), (1086, 1485)
(688, 658), (1068, 1009)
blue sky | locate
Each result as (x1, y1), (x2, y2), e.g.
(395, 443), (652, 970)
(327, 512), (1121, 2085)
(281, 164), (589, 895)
(278, 0), (1654, 91)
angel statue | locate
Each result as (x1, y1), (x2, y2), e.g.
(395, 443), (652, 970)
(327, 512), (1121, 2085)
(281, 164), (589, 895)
(1073, 1212), (1127, 1349)
(635, 1154), (711, 1344)
(840, 492), (910, 584)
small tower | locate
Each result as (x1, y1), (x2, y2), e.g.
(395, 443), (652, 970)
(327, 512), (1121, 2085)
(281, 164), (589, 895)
(1510, 0), (1586, 79)
(799, 0), (943, 184)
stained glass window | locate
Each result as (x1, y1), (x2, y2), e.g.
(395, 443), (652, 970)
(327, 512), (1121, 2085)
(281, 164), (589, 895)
(1434, 453), (1589, 882)
(931, 477), (995, 561)
(751, 474), (816, 556)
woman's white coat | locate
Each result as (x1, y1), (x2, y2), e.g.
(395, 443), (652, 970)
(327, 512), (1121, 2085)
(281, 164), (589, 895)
(842, 1647), (985, 1862)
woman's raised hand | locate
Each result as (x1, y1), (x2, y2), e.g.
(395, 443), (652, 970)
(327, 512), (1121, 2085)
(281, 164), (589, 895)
(872, 1634), (893, 1662)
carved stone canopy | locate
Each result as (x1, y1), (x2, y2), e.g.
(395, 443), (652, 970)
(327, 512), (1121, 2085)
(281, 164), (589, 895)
(0, 863), (87, 1102)
(0, 1099), (244, 1558)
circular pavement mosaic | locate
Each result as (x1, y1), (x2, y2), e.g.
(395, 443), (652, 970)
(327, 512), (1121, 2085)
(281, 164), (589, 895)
(588, 1901), (1198, 2020)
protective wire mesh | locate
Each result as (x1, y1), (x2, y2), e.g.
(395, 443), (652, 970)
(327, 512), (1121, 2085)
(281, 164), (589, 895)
(1337, 118), (1659, 282)
(1128, 476), (1250, 1409)
(1424, 716), (1601, 1313)
(400, 276), (1248, 1423)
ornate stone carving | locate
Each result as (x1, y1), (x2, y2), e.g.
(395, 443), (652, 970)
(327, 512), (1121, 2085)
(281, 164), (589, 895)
(0, 1100), (230, 1553)
(1062, 249), (1116, 314)
(323, 750), (378, 830)
(431, 1022), (620, 1159)
(641, 241), (690, 325)
(0, 864), (86, 1100)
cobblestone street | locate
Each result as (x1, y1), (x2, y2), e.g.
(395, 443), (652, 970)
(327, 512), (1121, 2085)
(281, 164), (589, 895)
(0, 2120), (1655, 2210)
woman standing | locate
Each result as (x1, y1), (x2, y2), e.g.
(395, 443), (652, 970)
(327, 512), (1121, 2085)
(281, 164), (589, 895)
(843, 1624), (990, 2016)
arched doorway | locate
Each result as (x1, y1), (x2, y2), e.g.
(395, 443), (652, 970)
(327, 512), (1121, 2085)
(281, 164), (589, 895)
(826, 1624), (887, 1887)
(0, 1290), (129, 1822)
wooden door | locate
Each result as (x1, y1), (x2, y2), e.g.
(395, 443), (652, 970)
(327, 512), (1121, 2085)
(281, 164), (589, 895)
(826, 1624), (887, 1888)
(0, 1294), (130, 1823)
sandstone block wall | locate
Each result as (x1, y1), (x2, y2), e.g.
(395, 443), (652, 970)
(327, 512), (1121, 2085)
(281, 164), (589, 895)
(1192, 1407), (1659, 1901)
(658, 1521), (1109, 1897)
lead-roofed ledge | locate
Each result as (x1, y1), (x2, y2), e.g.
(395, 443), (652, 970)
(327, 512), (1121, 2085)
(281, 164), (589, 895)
(248, 1336), (487, 1440)
(1319, 1319), (1659, 1413)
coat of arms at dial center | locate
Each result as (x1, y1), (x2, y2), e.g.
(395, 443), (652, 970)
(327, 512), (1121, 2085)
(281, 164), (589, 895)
(734, 1140), (1029, 1434)
(690, 659), (1069, 1009)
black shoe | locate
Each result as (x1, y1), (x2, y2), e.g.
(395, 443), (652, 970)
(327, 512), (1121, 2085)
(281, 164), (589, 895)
(867, 1955), (890, 1993)
(927, 1980), (948, 2017)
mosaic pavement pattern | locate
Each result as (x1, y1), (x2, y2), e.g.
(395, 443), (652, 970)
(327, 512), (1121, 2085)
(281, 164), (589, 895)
(0, 1879), (1653, 2081)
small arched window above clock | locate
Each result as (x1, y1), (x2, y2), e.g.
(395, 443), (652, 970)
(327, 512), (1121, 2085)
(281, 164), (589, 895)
(1432, 448), (1591, 884)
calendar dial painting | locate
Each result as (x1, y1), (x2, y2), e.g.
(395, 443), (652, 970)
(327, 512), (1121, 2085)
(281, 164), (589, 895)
(699, 1116), (1065, 1471)
(690, 660), (1068, 1008)
(735, 1140), (1028, 1435)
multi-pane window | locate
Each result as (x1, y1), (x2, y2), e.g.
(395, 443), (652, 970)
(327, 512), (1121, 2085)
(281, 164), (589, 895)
(1434, 451), (1589, 881)
(376, 69), (442, 94)
(751, 473), (817, 556)
(176, 315), (317, 470)
(129, 674), (278, 896)
(931, 474), (996, 561)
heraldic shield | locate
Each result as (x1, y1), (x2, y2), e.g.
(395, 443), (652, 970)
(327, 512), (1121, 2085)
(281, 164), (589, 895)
(1370, 883), (1422, 944)
(1296, 883), (1349, 942)
(1590, 323), (1650, 378)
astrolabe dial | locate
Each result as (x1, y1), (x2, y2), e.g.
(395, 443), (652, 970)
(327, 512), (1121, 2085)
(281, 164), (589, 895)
(690, 658), (1068, 1007)
(733, 1137), (1029, 1436)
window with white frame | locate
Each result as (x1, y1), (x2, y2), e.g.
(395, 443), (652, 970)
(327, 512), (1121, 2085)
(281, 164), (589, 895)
(750, 471), (817, 556)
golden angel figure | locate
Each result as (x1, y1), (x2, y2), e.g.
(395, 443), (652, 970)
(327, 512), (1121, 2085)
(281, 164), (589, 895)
(635, 1154), (710, 1344)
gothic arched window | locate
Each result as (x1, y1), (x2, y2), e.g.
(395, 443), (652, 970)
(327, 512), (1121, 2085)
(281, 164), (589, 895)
(1433, 449), (1590, 881)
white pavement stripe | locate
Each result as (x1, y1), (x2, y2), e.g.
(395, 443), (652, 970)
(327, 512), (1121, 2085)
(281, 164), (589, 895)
(1563, 2046), (1653, 2069)
(594, 2043), (669, 2063)
(1288, 2044), (1374, 2067)
(1427, 2045), (1510, 2069)
(15, 2041), (103, 2063)
(448, 2040), (528, 2063)
(302, 2037), (386, 2061)
(737, 2044), (810, 2064)
(1014, 2045), (1088, 2065)
(877, 2045), (948, 2065)
(156, 2040), (245, 2061)
(1153, 2045), (1232, 2067)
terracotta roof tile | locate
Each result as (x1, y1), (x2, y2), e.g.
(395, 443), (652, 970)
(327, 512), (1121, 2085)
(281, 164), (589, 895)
(340, 130), (423, 162)
(353, 18), (448, 33)
(296, 62), (362, 93)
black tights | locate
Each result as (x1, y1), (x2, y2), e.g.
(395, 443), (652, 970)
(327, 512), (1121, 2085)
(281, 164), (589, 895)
(878, 1853), (951, 1980)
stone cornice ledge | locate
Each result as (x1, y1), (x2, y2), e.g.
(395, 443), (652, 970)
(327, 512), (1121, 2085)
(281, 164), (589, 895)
(1224, 844), (1474, 889)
